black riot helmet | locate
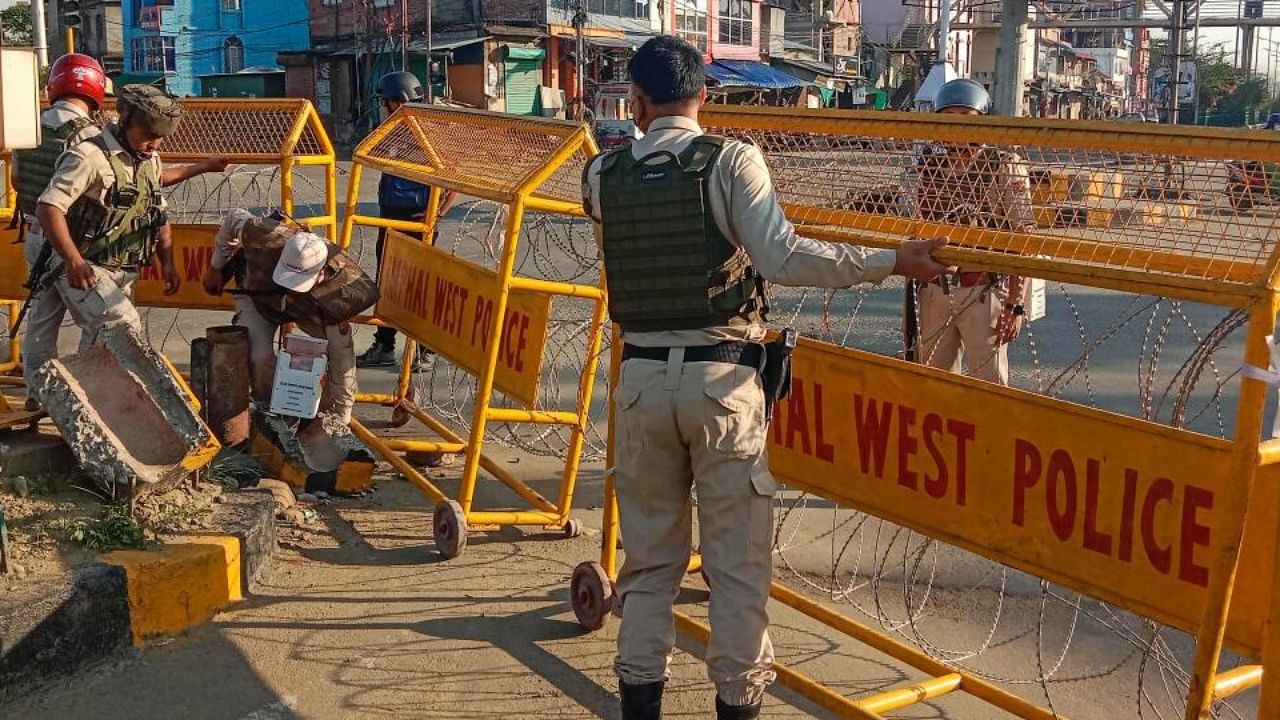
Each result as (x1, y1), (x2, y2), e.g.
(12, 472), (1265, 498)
(378, 71), (425, 103)
(934, 78), (991, 114)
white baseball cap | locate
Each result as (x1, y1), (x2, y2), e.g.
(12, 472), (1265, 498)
(273, 232), (329, 292)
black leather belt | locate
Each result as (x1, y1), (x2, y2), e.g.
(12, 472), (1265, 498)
(622, 341), (763, 368)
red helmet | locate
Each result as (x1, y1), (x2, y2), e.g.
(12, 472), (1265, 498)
(47, 53), (108, 108)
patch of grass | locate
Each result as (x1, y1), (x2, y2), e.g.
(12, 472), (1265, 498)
(205, 448), (263, 490)
(44, 504), (148, 552)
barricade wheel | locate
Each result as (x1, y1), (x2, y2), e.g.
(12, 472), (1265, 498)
(571, 561), (614, 631)
(433, 500), (468, 559)
(563, 518), (584, 538)
(390, 387), (416, 428)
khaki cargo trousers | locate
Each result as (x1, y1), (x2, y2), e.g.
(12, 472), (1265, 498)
(612, 351), (778, 706)
(232, 296), (358, 424)
(27, 228), (143, 388)
(918, 282), (1009, 385)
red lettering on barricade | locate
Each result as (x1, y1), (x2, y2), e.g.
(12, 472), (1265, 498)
(786, 380), (812, 456)
(1013, 439), (1041, 526)
(947, 419), (974, 507)
(1046, 449), (1078, 542)
(182, 246), (212, 282)
(373, 232), (552, 408)
(853, 394), (892, 478)
(1142, 477), (1175, 574)
(1119, 469), (1139, 563)
(1179, 486), (1213, 587)
(812, 383), (835, 463)
(922, 413), (947, 499)
(1082, 459), (1113, 556)
(897, 405), (919, 490)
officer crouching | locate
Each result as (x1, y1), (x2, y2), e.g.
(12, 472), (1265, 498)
(582, 36), (948, 720)
(34, 84), (183, 354)
(202, 209), (379, 425)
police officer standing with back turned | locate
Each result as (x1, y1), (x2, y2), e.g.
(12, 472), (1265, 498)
(356, 71), (456, 370)
(582, 36), (948, 720)
(909, 78), (1036, 385)
(33, 85), (185, 356)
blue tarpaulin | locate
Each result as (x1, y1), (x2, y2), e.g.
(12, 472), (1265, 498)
(705, 59), (805, 90)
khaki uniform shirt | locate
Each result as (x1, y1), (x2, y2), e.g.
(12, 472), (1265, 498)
(911, 146), (1036, 233)
(583, 115), (897, 348)
(39, 125), (165, 216)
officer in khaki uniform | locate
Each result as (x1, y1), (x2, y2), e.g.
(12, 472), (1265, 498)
(19, 69), (228, 409)
(203, 208), (378, 424)
(910, 79), (1036, 385)
(35, 85), (185, 356)
(582, 36), (948, 720)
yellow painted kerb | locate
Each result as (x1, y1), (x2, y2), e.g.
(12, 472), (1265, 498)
(102, 535), (243, 644)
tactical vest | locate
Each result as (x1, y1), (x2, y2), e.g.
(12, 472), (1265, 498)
(597, 135), (767, 333)
(64, 133), (161, 268)
(235, 218), (380, 327)
(14, 115), (94, 217)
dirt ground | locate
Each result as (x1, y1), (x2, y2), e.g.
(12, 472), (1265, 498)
(0, 457), (232, 590)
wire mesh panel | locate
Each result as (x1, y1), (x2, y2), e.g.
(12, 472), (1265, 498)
(359, 105), (593, 206)
(570, 107), (1280, 718)
(91, 98), (331, 161)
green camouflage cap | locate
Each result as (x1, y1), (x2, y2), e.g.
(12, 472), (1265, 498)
(117, 84), (183, 137)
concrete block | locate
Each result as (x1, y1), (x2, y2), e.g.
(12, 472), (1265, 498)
(32, 327), (220, 498)
(1070, 171), (1125, 202)
(251, 412), (375, 495)
(0, 429), (75, 482)
(1110, 202), (1169, 227)
(1031, 171), (1071, 206)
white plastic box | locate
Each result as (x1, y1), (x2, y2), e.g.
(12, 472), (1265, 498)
(269, 332), (328, 419)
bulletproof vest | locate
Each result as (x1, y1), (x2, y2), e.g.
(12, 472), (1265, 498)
(236, 218), (380, 327)
(65, 132), (161, 268)
(14, 115), (94, 217)
(597, 135), (767, 333)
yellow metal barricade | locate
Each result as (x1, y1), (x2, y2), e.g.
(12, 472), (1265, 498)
(571, 108), (1280, 719)
(342, 106), (606, 558)
(0, 98), (336, 378)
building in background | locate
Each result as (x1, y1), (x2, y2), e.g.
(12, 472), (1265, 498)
(121, 0), (309, 96)
(47, 0), (126, 72)
(860, 0), (972, 109)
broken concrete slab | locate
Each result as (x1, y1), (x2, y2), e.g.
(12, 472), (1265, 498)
(32, 327), (220, 498)
(251, 412), (375, 495)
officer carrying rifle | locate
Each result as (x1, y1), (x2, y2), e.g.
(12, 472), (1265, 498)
(24, 86), (186, 377)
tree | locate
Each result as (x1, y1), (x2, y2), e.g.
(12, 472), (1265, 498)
(1149, 37), (1272, 124)
(0, 2), (33, 47)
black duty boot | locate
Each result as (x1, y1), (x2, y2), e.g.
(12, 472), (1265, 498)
(715, 696), (763, 720)
(620, 681), (664, 720)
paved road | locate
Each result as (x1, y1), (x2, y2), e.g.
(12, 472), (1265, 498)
(0, 162), (1267, 719)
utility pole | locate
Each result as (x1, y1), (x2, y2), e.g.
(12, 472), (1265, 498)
(573, 0), (587, 118)
(31, 0), (48, 66)
(1166, 0), (1187, 124)
(426, 0), (433, 102)
(400, 0), (409, 70)
(993, 0), (1028, 116)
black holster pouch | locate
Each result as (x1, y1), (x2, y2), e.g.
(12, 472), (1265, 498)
(761, 327), (797, 422)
